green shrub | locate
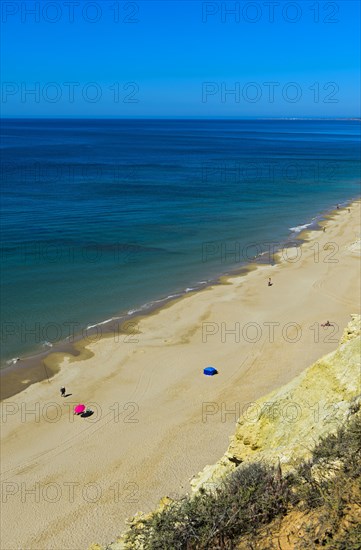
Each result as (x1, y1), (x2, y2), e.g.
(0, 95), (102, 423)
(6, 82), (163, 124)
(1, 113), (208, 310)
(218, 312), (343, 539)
(125, 463), (289, 549)
(124, 412), (361, 549)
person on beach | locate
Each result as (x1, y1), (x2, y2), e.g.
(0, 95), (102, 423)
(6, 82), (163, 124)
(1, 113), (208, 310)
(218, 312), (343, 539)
(348, 208), (351, 213)
(60, 386), (66, 397)
(268, 277), (273, 286)
(337, 204), (340, 209)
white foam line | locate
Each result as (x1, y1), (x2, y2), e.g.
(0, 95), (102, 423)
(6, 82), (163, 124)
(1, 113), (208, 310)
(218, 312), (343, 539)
(86, 318), (114, 330)
(289, 223), (312, 233)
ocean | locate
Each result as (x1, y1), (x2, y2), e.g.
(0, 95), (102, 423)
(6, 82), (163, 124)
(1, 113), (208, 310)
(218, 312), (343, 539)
(1, 118), (360, 366)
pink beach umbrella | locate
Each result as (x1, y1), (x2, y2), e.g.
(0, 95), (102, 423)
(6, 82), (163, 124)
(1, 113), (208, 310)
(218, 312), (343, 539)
(74, 404), (86, 415)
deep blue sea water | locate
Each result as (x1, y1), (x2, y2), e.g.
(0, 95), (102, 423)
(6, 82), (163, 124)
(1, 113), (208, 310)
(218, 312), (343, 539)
(1, 118), (360, 365)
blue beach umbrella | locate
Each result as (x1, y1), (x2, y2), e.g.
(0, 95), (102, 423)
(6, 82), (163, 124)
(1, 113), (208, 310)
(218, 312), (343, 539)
(203, 366), (218, 376)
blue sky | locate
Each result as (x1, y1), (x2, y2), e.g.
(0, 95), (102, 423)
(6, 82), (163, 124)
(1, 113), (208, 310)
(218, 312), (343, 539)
(1, 0), (360, 117)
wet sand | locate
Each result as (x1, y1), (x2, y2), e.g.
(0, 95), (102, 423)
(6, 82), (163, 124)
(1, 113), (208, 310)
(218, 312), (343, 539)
(0, 201), (360, 550)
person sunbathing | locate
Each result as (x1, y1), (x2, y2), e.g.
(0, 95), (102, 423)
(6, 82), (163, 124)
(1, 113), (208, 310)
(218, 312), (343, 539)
(321, 320), (332, 327)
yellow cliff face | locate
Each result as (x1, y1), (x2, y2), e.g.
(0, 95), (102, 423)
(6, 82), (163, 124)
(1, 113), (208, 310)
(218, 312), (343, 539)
(90, 315), (360, 549)
(190, 314), (361, 493)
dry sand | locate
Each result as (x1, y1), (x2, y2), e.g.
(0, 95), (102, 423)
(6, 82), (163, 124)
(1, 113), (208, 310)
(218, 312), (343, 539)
(1, 201), (360, 550)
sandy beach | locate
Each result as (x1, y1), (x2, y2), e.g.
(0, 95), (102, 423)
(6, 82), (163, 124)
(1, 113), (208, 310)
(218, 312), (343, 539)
(1, 201), (360, 550)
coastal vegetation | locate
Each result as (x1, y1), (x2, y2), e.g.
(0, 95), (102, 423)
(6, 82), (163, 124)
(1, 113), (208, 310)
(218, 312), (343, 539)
(91, 315), (361, 550)
(121, 404), (360, 549)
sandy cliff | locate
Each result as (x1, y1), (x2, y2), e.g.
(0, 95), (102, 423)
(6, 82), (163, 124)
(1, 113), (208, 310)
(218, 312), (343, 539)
(92, 314), (360, 549)
(190, 314), (361, 493)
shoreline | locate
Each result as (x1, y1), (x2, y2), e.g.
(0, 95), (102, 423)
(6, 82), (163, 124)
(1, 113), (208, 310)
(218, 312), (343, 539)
(1, 196), (359, 401)
(1, 198), (360, 549)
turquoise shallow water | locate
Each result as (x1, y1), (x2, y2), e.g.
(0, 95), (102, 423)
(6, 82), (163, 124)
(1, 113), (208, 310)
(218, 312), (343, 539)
(1, 118), (360, 364)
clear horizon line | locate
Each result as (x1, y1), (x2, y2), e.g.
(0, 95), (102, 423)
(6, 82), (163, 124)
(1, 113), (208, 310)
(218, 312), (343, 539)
(1, 115), (360, 121)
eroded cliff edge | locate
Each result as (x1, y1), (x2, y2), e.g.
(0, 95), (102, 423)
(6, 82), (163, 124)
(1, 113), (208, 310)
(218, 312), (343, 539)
(190, 314), (361, 493)
(90, 314), (361, 550)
